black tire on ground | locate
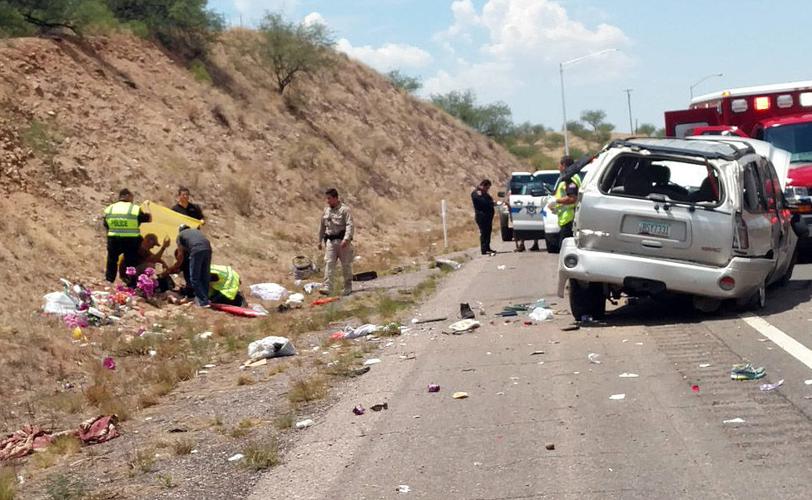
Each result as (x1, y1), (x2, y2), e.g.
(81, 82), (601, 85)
(569, 279), (606, 321)
(500, 212), (513, 242)
(777, 248), (798, 287)
(545, 233), (561, 254)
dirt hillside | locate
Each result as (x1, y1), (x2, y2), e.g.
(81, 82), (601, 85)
(0, 32), (520, 315)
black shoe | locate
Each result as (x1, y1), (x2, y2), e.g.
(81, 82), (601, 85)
(529, 245), (540, 252)
(460, 303), (475, 319)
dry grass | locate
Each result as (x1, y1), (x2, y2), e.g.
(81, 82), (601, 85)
(31, 435), (81, 470)
(273, 412), (294, 430)
(44, 473), (86, 500)
(0, 467), (16, 500)
(236, 374), (255, 386)
(242, 438), (280, 471)
(227, 178), (253, 217)
(229, 418), (258, 438)
(288, 374), (327, 404)
(127, 447), (156, 475)
(172, 438), (195, 456)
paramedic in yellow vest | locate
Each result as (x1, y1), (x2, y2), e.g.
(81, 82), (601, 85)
(103, 189), (151, 284)
(552, 156), (581, 240)
(208, 264), (246, 306)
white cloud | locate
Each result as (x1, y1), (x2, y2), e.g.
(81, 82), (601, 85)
(232, 0), (299, 21)
(302, 12), (327, 28)
(422, 60), (519, 102)
(336, 39), (433, 72)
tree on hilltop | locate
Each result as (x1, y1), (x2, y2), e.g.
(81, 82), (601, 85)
(386, 70), (421, 94)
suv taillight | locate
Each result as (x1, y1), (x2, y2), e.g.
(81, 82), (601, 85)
(734, 213), (749, 250)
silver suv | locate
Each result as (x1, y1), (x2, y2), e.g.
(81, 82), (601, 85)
(558, 138), (802, 319)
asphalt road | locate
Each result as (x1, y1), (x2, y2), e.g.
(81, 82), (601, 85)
(250, 240), (812, 500)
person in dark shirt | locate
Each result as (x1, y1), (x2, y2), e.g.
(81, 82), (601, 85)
(471, 179), (496, 256)
(171, 187), (205, 222)
(164, 225), (213, 307)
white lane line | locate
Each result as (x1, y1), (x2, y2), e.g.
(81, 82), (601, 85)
(740, 314), (812, 370)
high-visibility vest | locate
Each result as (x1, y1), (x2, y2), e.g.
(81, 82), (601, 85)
(104, 201), (141, 237)
(209, 264), (240, 300)
(555, 174), (582, 227)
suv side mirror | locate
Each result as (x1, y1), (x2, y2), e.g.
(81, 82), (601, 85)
(497, 191), (506, 198)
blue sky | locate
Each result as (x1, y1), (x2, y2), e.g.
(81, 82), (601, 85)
(208, 0), (811, 132)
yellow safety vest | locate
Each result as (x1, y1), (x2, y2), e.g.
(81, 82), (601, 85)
(104, 201), (141, 238)
(209, 264), (240, 300)
(555, 174), (582, 227)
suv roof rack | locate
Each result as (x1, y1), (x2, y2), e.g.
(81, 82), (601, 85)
(608, 138), (754, 161)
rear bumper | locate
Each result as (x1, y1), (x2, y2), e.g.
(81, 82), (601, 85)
(514, 229), (545, 240)
(557, 239), (774, 299)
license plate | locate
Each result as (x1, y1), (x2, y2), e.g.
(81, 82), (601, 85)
(638, 221), (670, 237)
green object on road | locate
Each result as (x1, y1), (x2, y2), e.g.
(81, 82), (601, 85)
(730, 363), (766, 380)
(504, 304), (531, 312)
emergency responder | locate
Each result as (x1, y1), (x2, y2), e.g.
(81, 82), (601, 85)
(471, 179), (496, 255)
(164, 225), (212, 307)
(551, 156), (581, 240)
(318, 188), (354, 296)
(209, 264), (246, 306)
(103, 188), (151, 284)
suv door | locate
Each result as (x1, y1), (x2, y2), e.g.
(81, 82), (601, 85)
(758, 158), (795, 279)
(740, 159), (773, 257)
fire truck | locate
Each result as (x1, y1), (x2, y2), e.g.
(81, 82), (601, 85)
(665, 80), (812, 236)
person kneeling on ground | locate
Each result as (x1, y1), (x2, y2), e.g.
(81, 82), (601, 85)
(164, 225), (212, 307)
(208, 264), (246, 306)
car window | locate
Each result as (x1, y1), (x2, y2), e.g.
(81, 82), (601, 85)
(742, 163), (765, 213)
(600, 154), (723, 204)
(509, 175), (532, 195)
(758, 159), (783, 210)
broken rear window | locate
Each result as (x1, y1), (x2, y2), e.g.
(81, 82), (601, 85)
(599, 154), (724, 205)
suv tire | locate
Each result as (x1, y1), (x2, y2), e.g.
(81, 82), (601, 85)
(777, 248), (798, 287)
(545, 233), (561, 254)
(499, 212), (513, 242)
(569, 279), (605, 320)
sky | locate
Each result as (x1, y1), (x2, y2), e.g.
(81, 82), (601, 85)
(208, 0), (812, 132)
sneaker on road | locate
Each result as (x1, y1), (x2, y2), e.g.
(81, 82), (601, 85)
(730, 363), (766, 380)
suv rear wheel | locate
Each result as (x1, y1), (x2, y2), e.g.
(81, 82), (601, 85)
(569, 280), (605, 320)
(499, 212), (513, 242)
(545, 233), (561, 254)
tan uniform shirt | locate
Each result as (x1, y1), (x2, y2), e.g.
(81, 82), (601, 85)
(318, 203), (354, 243)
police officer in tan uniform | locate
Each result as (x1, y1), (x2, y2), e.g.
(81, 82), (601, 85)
(318, 188), (354, 296)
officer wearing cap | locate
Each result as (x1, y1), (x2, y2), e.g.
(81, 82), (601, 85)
(318, 188), (354, 296)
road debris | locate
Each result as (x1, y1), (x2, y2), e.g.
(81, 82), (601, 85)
(396, 484), (411, 493)
(249, 283), (288, 301)
(370, 403), (388, 412)
(102, 356), (116, 370)
(545, 443), (555, 451)
(618, 373), (639, 378)
(352, 405), (365, 416)
(587, 353), (601, 364)
(759, 379), (784, 391)
(723, 418), (745, 424)
(311, 297), (340, 306)
(363, 358), (381, 366)
(804, 379), (812, 385)
(428, 384), (440, 393)
(460, 303), (475, 319)
(448, 319), (480, 334)
(295, 419), (314, 429)
(561, 324), (580, 332)
(227, 453), (244, 462)
(196, 331), (213, 340)
(247, 336), (296, 361)
(435, 258), (462, 271)
(609, 394), (626, 400)
(730, 363), (766, 380)
(699, 363), (711, 368)
(528, 307), (553, 321)
(691, 385), (700, 393)
(452, 392), (469, 399)
(530, 350), (545, 356)
(412, 316), (447, 324)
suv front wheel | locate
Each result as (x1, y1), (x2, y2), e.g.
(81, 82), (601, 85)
(499, 211), (513, 242)
(569, 279), (606, 320)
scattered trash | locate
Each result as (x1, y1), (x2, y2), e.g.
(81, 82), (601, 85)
(247, 336), (297, 361)
(497, 265), (507, 270)
(42, 291), (78, 316)
(71, 327), (84, 341)
(730, 363), (766, 380)
(292, 255), (318, 280)
(618, 373), (639, 378)
(545, 443), (555, 451)
(363, 358), (381, 366)
(249, 283), (289, 301)
(228, 453), (244, 462)
(295, 419), (314, 429)
(699, 363), (711, 368)
(448, 319), (480, 334)
(461, 368), (476, 372)
(528, 308), (554, 322)
(396, 485), (411, 494)
(1, 416), (120, 461)
(353, 271), (378, 282)
(196, 331), (213, 340)
(460, 303), (475, 319)
(251, 304), (270, 315)
(303, 282), (322, 294)
(203, 364), (216, 369)
(243, 358), (268, 368)
(759, 379), (784, 392)
(609, 394), (626, 400)
(530, 350), (545, 356)
(561, 324), (580, 332)
(311, 297), (340, 306)
(452, 392), (469, 399)
(102, 357), (116, 370)
(804, 379), (812, 385)
(435, 258), (462, 271)
(352, 405), (365, 416)
(370, 403), (388, 412)
(495, 310), (518, 317)
(757, 338), (769, 342)
(691, 385), (700, 393)
(587, 353), (601, 364)
(350, 366), (371, 377)
(412, 316), (447, 324)
(428, 384), (440, 393)
(332, 324), (382, 341)
(723, 418), (745, 424)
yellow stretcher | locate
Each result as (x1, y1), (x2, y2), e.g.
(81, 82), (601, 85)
(140, 201), (203, 255)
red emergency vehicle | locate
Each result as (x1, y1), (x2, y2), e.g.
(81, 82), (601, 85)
(665, 80), (812, 228)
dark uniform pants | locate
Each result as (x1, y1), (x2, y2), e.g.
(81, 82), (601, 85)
(106, 237), (141, 283)
(188, 249), (212, 306)
(560, 222), (574, 240)
(475, 214), (493, 254)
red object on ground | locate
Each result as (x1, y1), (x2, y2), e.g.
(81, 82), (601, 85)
(102, 356), (116, 370)
(77, 415), (120, 444)
(691, 385), (700, 393)
(0, 425), (52, 461)
(210, 303), (264, 317)
(311, 297), (340, 307)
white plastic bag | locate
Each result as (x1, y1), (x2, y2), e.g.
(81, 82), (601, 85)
(247, 336), (297, 360)
(528, 308), (554, 322)
(343, 324), (380, 339)
(448, 319), (480, 333)
(286, 293), (305, 305)
(249, 283), (289, 301)
(43, 292), (78, 315)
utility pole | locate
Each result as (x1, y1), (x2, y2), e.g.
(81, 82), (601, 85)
(623, 89), (634, 135)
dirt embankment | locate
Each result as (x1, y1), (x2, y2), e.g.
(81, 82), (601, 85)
(0, 33), (520, 315)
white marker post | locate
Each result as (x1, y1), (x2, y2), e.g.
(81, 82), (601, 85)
(441, 199), (448, 249)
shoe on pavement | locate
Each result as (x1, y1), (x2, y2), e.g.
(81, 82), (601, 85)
(530, 245), (541, 252)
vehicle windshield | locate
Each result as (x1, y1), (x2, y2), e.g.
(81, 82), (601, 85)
(764, 122), (812, 163)
(509, 175), (532, 195)
(599, 154), (723, 205)
(533, 172), (559, 191)
(519, 182), (550, 196)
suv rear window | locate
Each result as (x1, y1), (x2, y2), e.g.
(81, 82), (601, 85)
(509, 174), (533, 195)
(599, 154), (723, 204)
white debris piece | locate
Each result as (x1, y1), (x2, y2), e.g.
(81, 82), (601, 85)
(609, 394), (626, 400)
(249, 283), (288, 301)
(247, 336), (297, 361)
(295, 419), (314, 429)
(529, 308), (554, 321)
(228, 453), (244, 462)
(723, 418), (745, 424)
(587, 353), (601, 364)
(618, 373), (639, 378)
(363, 358), (381, 366)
